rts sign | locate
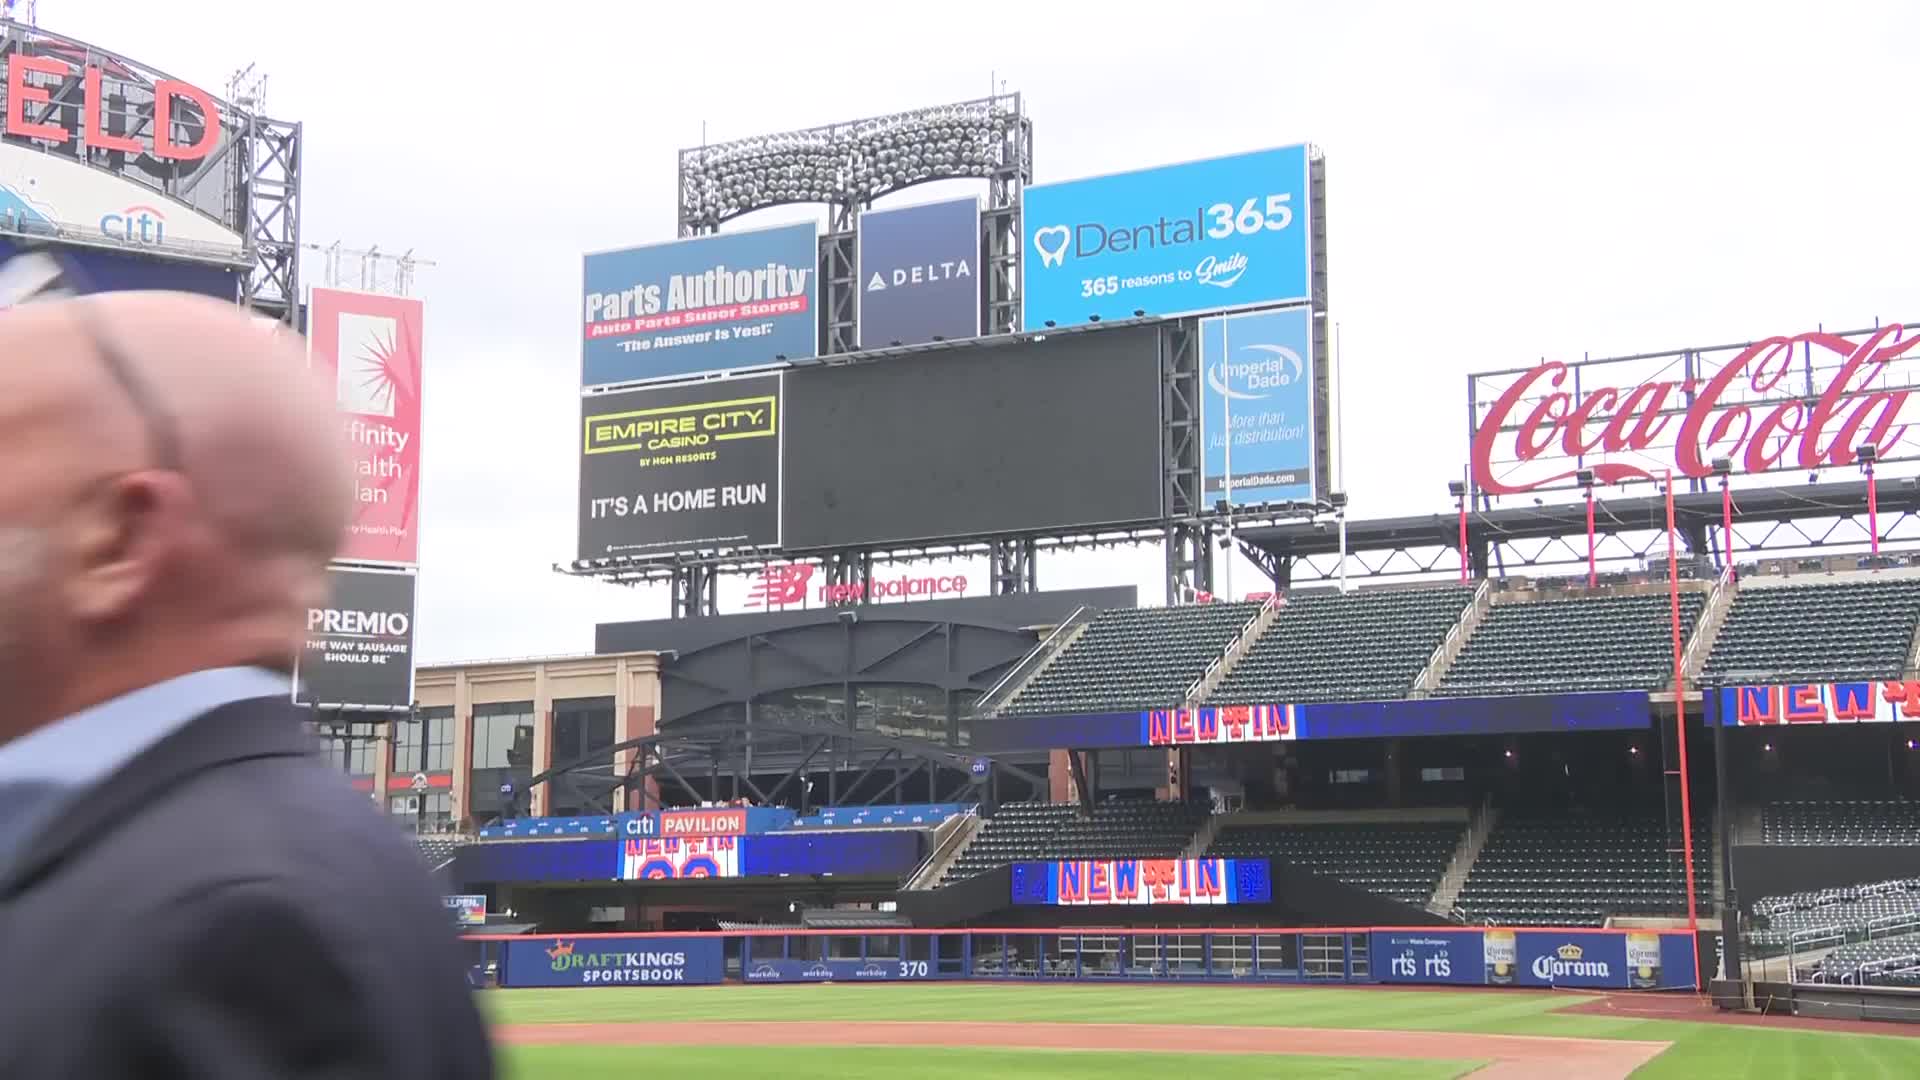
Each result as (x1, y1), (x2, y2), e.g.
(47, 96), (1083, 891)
(4, 57), (222, 161)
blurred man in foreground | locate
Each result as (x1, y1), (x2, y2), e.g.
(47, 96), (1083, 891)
(0, 289), (493, 1078)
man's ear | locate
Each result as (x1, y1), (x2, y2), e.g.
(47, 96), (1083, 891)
(60, 472), (188, 623)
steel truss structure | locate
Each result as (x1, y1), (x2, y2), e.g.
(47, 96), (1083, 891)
(0, 22), (303, 324)
(1239, 477), (1920, 590)
(515, 721), (1041, 820)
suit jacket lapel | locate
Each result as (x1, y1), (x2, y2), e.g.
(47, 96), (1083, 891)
(0, 697), (320, 899)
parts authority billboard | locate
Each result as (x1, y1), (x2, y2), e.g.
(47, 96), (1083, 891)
(856, 195), (980, 348)
(307, 288), (425, 565)
(581, 222), (817, 387)
(578, 374), (782, 559)
(294, 566), (416, 710)
(1022, 144), (1312, 330)
(1201, 306), (1317, 504)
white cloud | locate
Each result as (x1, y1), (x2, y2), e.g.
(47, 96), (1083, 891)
(46, 0), (1920, 659)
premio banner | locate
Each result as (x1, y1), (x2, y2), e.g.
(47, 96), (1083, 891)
(293, 566), (416, 710)
(1201, 306), (1317, 505)
(856, 195), (980, 348)
(307, 287), (425, 565)
(577, 374), (782, 559)
(501, 936), (726, 987)
(581, 222), (817, 387)
(1022, 144), (1312, 330)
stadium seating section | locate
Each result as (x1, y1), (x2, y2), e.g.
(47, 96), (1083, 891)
(1203, 821), (1462, 906)
(1750, 877), (1920, 955)
(1002, 602), (1260, 715)
(1762, 800), (1920, 845)
(939, 800), (1210, 886)
(417, 835), (464, 866)
(1704, 577), (1920, 684)
(1209, 586), (1473, 705)
(1810, 930), (1920, 987)
(1438, 592), (1706, 697)
(1453, 811), (1713, 927)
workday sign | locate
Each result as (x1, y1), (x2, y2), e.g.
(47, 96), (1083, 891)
(857, 196), (980, 348)
(1022, 144), (1312, 330)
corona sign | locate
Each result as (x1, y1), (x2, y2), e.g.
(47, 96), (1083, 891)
(2, 56), (222, 161)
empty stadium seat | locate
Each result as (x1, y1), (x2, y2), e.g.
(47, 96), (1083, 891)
(938, 799), (1209, 886)
(1704, 578), (1920, 684)
(1813, 929), (1920, 986)
(1453, 811), (1713, 928)
(1003, 603), (1261, 716)
(1203, 821), (1462, 906)
(1437, 592), (1705, 697)
(417, 835), (465, 867)
(1208, 586), (1473, 705)
(1749, 877), (1920, 955)
(1762, 800), (1920, 845)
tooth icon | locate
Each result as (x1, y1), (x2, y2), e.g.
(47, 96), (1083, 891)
(1032, 225), (1070, 268)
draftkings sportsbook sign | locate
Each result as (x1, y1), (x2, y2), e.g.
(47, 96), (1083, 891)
(294, 566), (417, 710)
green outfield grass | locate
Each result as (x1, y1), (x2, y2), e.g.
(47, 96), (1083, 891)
(490, 982), (1920, 1079)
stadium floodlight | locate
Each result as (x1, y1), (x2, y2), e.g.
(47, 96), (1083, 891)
(1711, 457), (1733, 477)
(679, 96), (1024, 231)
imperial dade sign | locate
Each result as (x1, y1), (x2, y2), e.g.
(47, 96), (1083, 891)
(742, 562), (969, 610)
(1469, 322), (1919, 495)
(294, 566), (417, 711)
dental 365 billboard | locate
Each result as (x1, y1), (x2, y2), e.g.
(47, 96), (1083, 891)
(1022, 145), (1312, 330)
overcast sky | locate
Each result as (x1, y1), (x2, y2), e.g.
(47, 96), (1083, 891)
(54, 1), (1920, 663)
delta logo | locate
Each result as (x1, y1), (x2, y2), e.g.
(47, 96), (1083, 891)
(1531, 942), (1611, 981)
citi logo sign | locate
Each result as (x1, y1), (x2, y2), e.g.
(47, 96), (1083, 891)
(100, 205), (167, 245)
(1031, 210), (1207, 268)
(1208, 344), (1304, 400)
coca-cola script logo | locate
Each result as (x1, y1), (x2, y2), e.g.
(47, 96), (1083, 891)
(1471, 324), (1919, 495)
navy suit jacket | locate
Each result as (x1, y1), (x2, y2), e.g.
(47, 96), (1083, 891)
(0, 696), (495, 1078)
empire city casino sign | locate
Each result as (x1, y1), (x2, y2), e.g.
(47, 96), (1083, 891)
(2, 53), (223, 161)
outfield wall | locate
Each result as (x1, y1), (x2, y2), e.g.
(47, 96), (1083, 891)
(464, 925), (1706, 992)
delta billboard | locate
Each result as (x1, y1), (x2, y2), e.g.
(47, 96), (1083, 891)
(577, 374), (783, 559)
(581, 222), (817, 387)
(856, 195), (980, 348)
(1201, 306), (1317, 505)
(1022, 145), (1312, 330)
(294, 566), (416, 710)
(1469, 322), (1920, 497)
(307, 288), (425, 566)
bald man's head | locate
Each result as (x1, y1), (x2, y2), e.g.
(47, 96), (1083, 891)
(0, 291), (351, 740)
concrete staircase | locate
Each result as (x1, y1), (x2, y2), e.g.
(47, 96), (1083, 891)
(1185, 594), (1284, 706)
(904, 811), (981, 890)
(975, 606), (1097, 716)
(1427, 796), (1498, 918)
(1182, 814), (1224, 860)
(1680, 567), (1738, 688)
(1411, 579), (1493, 697)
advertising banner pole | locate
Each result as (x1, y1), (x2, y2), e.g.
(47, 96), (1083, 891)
(1666, 469), (1703, 992)
(1221, 318), (1234, 602)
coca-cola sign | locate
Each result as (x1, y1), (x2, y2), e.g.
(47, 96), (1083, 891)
(1470, 323), (1919, 495)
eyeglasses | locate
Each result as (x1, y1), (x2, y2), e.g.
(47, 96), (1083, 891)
(0, 246), (183, 470)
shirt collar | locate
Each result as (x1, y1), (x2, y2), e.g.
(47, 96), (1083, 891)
(0, 666), (291, 788)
